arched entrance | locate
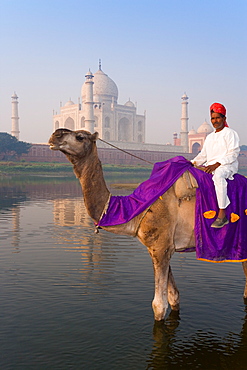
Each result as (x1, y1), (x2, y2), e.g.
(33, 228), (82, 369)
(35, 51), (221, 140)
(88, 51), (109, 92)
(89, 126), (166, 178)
(138, 134), (143, 142)
(118, 117), (131, 141)
(64, 117), (74, 130)
(192, 142), (201, 154)
(105, 117), (110, 128)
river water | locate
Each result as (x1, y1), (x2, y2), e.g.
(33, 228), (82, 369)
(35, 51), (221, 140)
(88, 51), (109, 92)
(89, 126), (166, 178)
(1, 173), (247, 369)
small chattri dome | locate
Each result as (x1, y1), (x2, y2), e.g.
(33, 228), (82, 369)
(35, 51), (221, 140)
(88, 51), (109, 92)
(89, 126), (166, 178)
(197, 120), (213, 134)
(64, 99), (75, 107)
(188, 128), (196, 135)
(124, 99), (135, 107)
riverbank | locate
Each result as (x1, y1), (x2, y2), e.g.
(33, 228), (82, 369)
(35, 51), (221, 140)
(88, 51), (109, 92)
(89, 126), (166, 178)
(0, 161), (152, 177)
(0, 160), (246, 177)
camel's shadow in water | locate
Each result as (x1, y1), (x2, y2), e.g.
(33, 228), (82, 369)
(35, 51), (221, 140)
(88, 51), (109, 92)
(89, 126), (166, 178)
(147, 302), (247, 369)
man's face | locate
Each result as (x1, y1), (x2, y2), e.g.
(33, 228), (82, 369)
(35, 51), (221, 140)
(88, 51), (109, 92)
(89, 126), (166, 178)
(211, 112), (226, 132)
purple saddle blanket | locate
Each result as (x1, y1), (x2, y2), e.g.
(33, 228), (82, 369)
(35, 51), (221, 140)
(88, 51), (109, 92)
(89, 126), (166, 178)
(98, 156), (247, 262)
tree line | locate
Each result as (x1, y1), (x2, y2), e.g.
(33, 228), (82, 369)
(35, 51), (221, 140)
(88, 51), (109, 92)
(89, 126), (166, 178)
(0, 132), (31, 160)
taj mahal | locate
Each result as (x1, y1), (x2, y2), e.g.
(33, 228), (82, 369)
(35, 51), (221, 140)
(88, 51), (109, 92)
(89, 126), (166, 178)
(51, 62), (213, 154)
(53, 61), (145, 144)
(11, 62), (215, 155)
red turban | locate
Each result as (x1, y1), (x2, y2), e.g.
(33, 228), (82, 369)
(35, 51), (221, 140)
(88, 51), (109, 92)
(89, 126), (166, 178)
(210, 102), (228, 127)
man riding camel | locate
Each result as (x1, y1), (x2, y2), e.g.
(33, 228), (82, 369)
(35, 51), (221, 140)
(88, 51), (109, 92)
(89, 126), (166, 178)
(192, 102), (240, 228)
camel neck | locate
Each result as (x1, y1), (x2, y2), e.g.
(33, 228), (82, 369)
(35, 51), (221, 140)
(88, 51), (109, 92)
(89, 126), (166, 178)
(72, 149), (110, 223)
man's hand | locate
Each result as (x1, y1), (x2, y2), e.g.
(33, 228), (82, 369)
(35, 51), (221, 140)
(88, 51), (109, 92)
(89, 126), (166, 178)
(204, 162), (221, 173)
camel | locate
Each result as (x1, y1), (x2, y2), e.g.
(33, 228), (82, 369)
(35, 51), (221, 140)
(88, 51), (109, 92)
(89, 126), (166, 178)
(49, 128), (247, 321)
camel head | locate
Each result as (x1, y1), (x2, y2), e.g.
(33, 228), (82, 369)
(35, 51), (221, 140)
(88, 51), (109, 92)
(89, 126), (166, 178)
(49, 128), (99, 158)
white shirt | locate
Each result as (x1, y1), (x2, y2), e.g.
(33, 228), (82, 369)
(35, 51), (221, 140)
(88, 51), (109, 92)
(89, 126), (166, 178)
(192, 127), (240, 174)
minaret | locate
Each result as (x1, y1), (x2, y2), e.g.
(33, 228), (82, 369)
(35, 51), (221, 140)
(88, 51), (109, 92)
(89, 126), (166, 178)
(11, 92), (20, 140)
(85, 69), (94, 133)
(180, 93), (189, 152)
(84, 70), (95, 133)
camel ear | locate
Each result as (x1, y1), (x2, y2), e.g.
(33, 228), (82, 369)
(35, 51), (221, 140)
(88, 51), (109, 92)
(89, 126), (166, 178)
(91, 132), (99, 141)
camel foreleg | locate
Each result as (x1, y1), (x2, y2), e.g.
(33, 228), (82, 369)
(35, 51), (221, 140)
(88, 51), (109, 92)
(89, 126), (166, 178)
(152, 262), (169, 321)
(242, 261), (247, 299)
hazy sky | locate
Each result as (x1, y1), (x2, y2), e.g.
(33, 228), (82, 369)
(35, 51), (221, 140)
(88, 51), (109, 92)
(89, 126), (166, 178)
(0, 0), (246, 145)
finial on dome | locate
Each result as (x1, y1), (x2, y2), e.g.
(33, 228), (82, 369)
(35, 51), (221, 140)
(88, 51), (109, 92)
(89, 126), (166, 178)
(85, 69), (93, 79)
(181, 92), (188, 100)
(11, 92), (18, 99)
(99, 59), (102, 71)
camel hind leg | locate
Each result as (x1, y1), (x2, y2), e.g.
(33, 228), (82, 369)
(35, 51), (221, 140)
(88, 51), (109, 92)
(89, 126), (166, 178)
(242, 261), (247, 299)
(151, 261), (179, 321)
(168, 265), (180, 311)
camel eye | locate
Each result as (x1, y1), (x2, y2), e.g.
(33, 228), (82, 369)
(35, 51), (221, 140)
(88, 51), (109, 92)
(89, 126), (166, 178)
(76, 135), (84, 142)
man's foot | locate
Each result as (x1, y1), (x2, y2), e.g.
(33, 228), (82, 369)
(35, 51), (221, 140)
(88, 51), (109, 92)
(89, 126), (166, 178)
(211, 217), (229, 228)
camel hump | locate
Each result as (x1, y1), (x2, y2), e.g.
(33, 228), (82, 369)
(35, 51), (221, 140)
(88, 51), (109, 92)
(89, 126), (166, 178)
(174, 171), (198, 199)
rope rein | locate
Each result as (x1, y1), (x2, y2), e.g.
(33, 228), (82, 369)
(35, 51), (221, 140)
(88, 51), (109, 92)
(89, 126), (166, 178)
(94, 138), (153, 234)
(98, 138), (154, 165)
(95, 138), (197, 234)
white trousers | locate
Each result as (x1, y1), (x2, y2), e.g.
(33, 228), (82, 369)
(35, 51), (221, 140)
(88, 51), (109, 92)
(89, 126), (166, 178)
(212, 166), (234, 209)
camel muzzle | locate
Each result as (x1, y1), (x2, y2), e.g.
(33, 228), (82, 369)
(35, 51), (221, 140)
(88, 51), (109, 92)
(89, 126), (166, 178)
(49, 143), (58, 150)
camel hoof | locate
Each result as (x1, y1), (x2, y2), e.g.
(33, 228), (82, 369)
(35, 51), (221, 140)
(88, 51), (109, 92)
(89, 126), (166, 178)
(152, 303), (167, 321)
(153, 308), (166, 321)
(170, 303), (180, 311)
(154, 316), (165, 322)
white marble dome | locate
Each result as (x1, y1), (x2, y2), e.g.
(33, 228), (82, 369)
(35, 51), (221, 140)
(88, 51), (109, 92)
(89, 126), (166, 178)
(197, 120), (213, 134)
(81, 69), (118, 102)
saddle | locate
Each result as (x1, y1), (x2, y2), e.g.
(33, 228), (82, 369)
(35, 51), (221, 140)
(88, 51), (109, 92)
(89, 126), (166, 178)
(174, 166), (206, 202)
(174, 170), (198, 202)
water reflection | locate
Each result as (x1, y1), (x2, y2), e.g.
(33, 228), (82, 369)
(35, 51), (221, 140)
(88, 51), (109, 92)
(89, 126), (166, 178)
(52, 197), (116, 285)
(147, 306), (247, 369)
(11, 207), (21, 250)
(2, 175), (247, 369)
(53, 197), (92, 227)
(0, 181), (27, 210)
